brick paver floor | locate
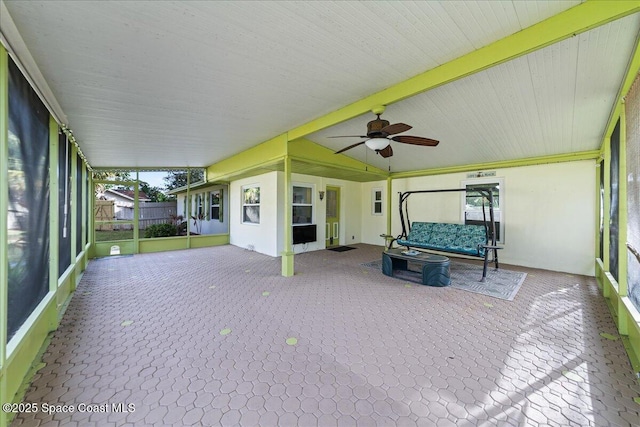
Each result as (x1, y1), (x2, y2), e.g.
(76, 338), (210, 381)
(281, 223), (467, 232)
(11, 244), (640, 426)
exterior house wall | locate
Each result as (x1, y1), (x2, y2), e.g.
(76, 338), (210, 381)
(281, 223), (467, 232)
(361, 161), (596, 276)
(229, 172), (363, 257)
(176, 184), (229, 235)
(281, 173), (362, 255)
(230, 172), (280, 256)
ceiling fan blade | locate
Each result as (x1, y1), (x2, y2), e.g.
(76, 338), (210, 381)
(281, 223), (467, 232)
(376, 145), (393, 158)
(334, 141), (366, 154)
(392, 135), (439, 146)
(380, 122), (412, 135)
(328, 135), (368, 139)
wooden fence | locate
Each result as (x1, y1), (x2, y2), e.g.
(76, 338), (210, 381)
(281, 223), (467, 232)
(94, 200), (177, 230)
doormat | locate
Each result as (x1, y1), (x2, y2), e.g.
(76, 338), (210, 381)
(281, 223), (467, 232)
(361, 259), (526, 301)
(327, 246), (357, 252)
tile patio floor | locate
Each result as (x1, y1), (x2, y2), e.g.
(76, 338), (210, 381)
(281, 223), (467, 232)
(11, 244), (640, 426)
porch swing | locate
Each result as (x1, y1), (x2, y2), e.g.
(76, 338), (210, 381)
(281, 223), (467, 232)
(386, 187), (503, 281)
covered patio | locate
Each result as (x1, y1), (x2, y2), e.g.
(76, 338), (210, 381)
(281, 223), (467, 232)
(2, 1), (640, 426)
(11, 245), (640, 425)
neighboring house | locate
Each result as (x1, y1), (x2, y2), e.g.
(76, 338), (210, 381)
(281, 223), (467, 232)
(104, 188), (151, 205)
(170, 182), (229, 236)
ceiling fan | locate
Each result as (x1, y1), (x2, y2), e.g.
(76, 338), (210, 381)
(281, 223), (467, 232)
(330, 107), (439, 158)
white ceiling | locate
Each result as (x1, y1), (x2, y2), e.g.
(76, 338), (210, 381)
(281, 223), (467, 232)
(2, 1), (639, 172)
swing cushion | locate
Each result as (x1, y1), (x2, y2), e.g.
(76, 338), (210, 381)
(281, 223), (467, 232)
(396, 222), (487, 257)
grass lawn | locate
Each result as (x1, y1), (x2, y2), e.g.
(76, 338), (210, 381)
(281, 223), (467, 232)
(95, 230), (135, 241)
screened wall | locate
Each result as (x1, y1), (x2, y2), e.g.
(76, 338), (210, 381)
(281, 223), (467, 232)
(7, 56), (50, 341)
(58, 130), (72, 275)
(626, 77), (640, 312)
(609, 120), (620, 282)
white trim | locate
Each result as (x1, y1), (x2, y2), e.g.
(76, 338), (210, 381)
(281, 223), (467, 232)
(371, 187), (383, 216)
(292, 183), (314, 226)
(460, 177), (505, 244)
(241, 184), (260, 224)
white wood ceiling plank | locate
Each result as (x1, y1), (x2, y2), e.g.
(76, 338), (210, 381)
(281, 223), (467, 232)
(2, 0), (628, 169)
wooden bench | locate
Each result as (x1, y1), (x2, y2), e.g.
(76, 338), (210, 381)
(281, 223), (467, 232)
(391, 222), (502, 281)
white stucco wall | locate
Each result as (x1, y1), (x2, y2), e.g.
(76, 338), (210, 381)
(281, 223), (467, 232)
(229, 172), (363, 257)
(281, 173), (363, 255)
(361, 161), (596, 275)
(176, 184), (229, 235)
(230, 172), (279, 256)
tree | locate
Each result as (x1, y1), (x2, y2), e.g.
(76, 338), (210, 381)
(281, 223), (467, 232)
(163, 169), (204, 191)
(92, 171), (132, 198)
(139, 181), (172, 202)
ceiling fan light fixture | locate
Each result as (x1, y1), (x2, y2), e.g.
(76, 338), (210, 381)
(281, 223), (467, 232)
(365, 138), (389, 151)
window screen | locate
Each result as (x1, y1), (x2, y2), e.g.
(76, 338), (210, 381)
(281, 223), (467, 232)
(58, 130), (72, 275)
(7, 57), (50, 341)
(625, 78), (640, 311)
(609, 120), (620, 281)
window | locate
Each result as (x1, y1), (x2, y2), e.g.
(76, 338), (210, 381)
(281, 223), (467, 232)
(293, 185), (313, 225)
(197, 193), (204, 217)
(211, 190), (222, 221)
(242, 186), (260, 224)
(372, 188), (383, 215)
(461, 177), (504, 243)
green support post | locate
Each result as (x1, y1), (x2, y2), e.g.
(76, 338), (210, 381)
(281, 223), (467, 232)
(0, 44), (9, 427)
(282, 155), (294, 277)
(386, 177), (392, 238)
(186, 168), (191, 248)
(618, 102), (628, 334)
(134, 171), (139, 253)
(49, 118), (60, 315)
(603, 129), (612, 275)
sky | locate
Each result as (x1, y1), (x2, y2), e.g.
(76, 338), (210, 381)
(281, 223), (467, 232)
(138, 171), (168, 190)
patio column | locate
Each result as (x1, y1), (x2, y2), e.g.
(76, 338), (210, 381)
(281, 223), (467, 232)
(0, 44), (9, 427)
(49, 116), (59, 297)
(618, 101), (629, 335)
(386, 177), (392, 238)
(282, 155), (294, 277)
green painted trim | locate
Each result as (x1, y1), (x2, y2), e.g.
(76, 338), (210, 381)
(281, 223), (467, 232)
(289, 138), (388, 177)
(598, 269), (640, 367)
(88, 173), (94, 257)
(0, 44), (8, 427)
(391, 150), (600, 179)
(49, 117), (59, 298)
(185, 234), (229, 249)
(619, 102), (628, 297)
(603, 135), (612, 272)
(92, 241), (136, 258)
(70, 145), (78, 261)
(186, 168), (191, 246)
(5, 294), (57, 409)
(139, 236), (188, 253)
(207, 134), (288, 182)
(133, 172), (139, 253)
(288, 2), (640, 140)
(595, 161), (602, 269)
(386, 177), (392, 236)
(282, 155), (294, 277)
(603, 28), (640, 143)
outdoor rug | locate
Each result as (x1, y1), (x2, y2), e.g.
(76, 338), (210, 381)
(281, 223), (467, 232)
(361, 259), (527, 301)
(327, 246), (357, 252)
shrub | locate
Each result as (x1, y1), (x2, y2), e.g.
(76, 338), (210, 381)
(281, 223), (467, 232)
(144, 223), (177, 238)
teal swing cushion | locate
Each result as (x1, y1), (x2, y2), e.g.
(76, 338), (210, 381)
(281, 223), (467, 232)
(396, 222), (487, 257)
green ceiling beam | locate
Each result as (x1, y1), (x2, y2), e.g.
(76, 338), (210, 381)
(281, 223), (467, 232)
(206, 133), (288, 182)
(391, 150), (601, 179)
(288, 138), (388, 177)
(288, 0), (640, 140)
(603, 25), (640, 143)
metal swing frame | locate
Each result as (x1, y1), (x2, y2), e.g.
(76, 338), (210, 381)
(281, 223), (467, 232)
(393, 187), (502, 280)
